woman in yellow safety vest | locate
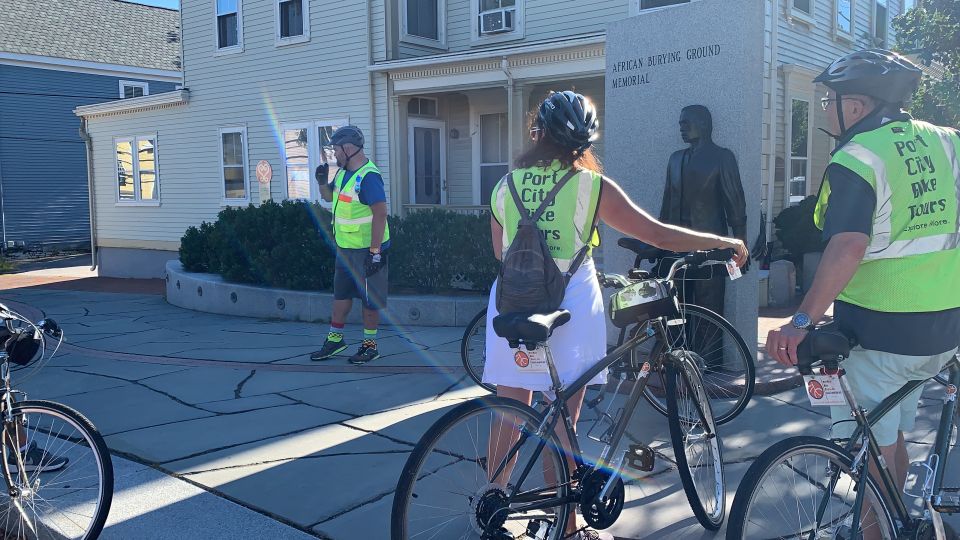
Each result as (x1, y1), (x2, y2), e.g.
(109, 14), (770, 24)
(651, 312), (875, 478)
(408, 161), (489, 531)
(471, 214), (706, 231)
(485, 90), (748, 540)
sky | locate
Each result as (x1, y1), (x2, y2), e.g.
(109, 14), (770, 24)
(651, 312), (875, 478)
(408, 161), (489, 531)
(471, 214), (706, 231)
(128, 0), (180, 9)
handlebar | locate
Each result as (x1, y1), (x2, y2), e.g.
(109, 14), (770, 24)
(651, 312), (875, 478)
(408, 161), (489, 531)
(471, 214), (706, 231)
(664, 248), (735, 282)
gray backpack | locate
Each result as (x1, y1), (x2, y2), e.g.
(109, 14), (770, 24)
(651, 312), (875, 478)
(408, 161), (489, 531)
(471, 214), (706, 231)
(496, 169), (592, 314)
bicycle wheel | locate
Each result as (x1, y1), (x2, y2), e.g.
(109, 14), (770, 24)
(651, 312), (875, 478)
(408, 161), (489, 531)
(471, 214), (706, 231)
(460, 308), (494, 393)
(392, 397), (570, 540)
(0, 400), (113, 540)
(727, 436), (896, 540)
(665, 352), (725, 530)
(643, 303), (755, 425)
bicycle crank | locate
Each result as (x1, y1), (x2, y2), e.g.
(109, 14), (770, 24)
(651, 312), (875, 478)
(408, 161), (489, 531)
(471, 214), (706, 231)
(579, 470), (625, 530)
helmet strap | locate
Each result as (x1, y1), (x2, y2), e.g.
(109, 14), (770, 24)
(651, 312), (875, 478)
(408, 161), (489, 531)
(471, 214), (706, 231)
(344, 146), (362, 167)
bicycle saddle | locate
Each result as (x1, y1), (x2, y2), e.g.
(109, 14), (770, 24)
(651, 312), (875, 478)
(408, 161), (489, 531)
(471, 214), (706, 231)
(796, 322), (858, 374)
(492, 310), (571, 346)
(617, 238), (666, 261)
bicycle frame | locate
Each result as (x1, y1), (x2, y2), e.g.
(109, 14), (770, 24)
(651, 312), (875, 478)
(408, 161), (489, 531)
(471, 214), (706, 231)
(487, 314), (715, 517)
(810, 355), (960, 538)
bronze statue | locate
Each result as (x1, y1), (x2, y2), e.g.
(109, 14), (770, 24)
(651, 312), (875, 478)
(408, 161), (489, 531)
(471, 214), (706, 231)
(659, 105), (748, 319)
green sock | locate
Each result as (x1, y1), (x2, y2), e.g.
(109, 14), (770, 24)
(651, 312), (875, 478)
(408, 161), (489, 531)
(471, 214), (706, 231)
(363, 328), (377, 346)
(327, 327), (344, 343)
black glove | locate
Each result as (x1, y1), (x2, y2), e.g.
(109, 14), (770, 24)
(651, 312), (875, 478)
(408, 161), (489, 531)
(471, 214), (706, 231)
(364, 251), (386, 276)
(315, 163), (330, 184)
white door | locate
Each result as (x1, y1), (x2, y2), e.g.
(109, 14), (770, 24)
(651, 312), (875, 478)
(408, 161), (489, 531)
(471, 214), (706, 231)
(408, 118), (447, 205)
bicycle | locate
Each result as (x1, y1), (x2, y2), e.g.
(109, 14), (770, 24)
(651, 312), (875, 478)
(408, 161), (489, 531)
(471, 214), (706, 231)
(0, 302), (114, 540)
(461, 237), (756, 425)
(727, 324), (960, 540)
(392, 248), (738, 539)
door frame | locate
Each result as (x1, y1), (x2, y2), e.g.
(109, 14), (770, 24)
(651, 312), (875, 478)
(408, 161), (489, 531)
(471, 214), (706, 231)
(407, 117), (447, 205)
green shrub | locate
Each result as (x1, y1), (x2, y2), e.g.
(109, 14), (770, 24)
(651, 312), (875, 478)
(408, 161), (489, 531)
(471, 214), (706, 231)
(179, 204), (498, 293)
(773, 195), (827, 263)
(389, 210), (499, 293)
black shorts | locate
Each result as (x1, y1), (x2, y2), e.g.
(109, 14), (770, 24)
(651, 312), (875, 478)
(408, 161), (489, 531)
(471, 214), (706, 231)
(333, 248), (388, 310)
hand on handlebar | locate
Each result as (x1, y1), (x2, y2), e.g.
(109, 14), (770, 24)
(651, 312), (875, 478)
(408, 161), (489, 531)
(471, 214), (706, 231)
(718, 237), (749, 268)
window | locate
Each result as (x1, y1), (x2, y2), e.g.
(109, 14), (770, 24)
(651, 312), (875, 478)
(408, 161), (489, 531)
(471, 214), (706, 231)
(402, 0), (445, 47)
(874, 0), (888, 47)
(479, 113), (508, 205)
(407, 97), (438, 117)
(280, 120), (349, 201)
(788, 0), (815, 24)
(478, 0), (515, 35)
(276, 0), (310, 44)
(639, 0), (689, 9)
(220, 127), (249, 202)
(903, 0), (914, 11)
(115, 135), (159, 203)
(119, 81), (148, 99)
(836, 0), (853, 36)
(789, 99), (810, 205)
(283, 126), (310, 200)
(216, 0), (242, 51)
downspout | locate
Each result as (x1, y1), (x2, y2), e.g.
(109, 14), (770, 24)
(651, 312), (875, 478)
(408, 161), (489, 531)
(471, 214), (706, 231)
(79, 118), (98, 271)
(502, 57), (514, 165)
(765, 0), (779, 241)
(366, 0), (378, 185)
(0, 149), (7, 250)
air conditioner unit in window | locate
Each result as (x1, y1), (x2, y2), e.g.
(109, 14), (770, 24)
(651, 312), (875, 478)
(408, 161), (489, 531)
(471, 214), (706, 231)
(480, 9), (515, 34)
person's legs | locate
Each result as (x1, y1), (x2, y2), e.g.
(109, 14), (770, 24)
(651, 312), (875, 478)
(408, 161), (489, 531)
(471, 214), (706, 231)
(488, 385), (534, 484)
(350, 251), (388, 364)
(311, 257), (357, 360)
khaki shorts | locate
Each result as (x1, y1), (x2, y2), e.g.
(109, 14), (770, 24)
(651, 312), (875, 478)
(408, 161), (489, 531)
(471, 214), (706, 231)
(830, 347), (956, 446)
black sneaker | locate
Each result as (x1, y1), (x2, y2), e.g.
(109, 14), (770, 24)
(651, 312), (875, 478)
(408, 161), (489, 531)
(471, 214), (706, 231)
(9, 441), (68, 473)
(311, 338), (347, 361)
(349, 340), (380, 365)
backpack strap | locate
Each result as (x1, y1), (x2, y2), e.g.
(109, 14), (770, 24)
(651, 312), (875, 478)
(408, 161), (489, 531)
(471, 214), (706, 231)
(530, 169), (579, 221)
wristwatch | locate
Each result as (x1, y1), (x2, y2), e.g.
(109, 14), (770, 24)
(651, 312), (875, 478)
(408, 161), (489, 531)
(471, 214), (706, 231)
(791, 312), (813, 330)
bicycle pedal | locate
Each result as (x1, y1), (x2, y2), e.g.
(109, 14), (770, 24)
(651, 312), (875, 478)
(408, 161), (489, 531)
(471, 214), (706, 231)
(626, 444), (655, 472)
(933, 488), (960, 513)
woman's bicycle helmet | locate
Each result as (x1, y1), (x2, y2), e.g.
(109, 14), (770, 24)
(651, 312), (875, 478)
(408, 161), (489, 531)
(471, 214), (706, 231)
(536, 91), (599, 152)
(813, 48), (922, 105)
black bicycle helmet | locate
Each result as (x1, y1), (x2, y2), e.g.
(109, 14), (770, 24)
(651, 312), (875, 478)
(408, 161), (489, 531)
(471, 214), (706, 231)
(536, 91), (599, 152)
(813, 49), (922, 104)
(329, 125), (364, 148)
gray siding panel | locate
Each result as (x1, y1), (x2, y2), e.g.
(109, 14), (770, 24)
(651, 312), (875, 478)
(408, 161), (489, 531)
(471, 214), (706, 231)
(0, 64), (175, 247)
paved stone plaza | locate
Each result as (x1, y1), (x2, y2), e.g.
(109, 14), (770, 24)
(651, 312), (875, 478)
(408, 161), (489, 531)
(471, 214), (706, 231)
(0, 270), (956, 539)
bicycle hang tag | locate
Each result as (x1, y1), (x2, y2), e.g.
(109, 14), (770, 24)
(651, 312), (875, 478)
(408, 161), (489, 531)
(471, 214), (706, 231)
(725, 259), (742, 280)
(802, 374), (845, 406)
(514, 345), (549, 373)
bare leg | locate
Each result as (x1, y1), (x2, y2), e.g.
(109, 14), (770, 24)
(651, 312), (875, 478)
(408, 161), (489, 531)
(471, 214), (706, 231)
(862, 438), (903, 540)
(488, 386), (533, 485)
(332, 299), (352, 326)
(542, 387), (587, 536)
(362, 307), (380, 333)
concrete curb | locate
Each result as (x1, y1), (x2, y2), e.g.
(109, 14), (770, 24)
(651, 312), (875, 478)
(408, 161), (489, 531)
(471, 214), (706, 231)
(164, 260), (487, 327)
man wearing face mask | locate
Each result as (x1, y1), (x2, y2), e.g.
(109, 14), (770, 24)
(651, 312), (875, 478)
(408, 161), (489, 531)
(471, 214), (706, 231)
(311, 125), (390, 365)
(768, 49), (960, 511)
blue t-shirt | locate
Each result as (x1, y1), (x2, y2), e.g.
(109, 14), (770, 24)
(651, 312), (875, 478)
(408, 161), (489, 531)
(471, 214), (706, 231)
(336, 168), (390, 250)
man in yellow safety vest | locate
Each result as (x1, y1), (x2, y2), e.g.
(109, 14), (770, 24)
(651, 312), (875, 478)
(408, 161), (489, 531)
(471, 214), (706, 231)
(311, 125), (391, 365)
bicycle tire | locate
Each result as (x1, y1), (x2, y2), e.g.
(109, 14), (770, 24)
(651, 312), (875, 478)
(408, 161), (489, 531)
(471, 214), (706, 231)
(643, 304), (755, 425)
(665, 354), (725, 530)
(0, 399), (114, 540)
(460, 308), (494, 393)
(391, 396), (570, 540)
(727, 436), (896, 540)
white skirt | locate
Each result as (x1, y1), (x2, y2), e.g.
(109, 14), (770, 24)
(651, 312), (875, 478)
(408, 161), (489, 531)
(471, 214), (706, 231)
(482, 258), (608, 392)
